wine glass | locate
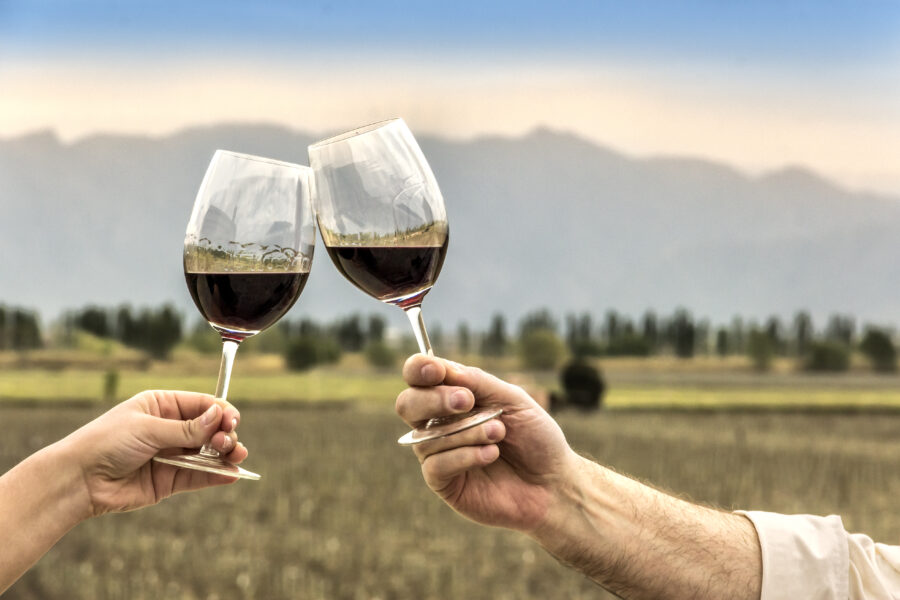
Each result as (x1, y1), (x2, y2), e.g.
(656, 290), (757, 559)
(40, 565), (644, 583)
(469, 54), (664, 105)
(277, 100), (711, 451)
(308, 118), (501, 446)
(153, 150), (315, 479)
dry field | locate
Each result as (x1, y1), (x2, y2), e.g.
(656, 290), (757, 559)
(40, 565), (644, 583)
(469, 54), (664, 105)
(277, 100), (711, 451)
(3, 402), (900, 600)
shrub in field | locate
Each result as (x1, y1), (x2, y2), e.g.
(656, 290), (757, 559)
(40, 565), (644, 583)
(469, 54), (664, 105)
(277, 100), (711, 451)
(804, 341), (850, 372)
(605, 333), (651, 357)
(364, 340), (397, 369)
(860, 328), (897, 373)
(285, 335), (341, 371)
(184, 321), (221, 354)
(481, 313), (509, 357)
(557, 359), (605, 411)
(747, 330), (774, 371)
(519, 328), (564, 371)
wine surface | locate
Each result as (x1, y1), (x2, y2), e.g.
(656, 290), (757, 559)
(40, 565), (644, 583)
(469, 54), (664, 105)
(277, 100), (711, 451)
(185, 271), (309, 338)
(325, 241), (448, 309)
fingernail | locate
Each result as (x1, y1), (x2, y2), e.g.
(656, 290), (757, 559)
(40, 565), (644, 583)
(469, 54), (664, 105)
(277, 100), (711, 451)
(232, 418), (238, 431)
(421, 363), (438, 381)
(221, 436), (234, 452)
(486, 421), (502, 441)
(450, 390), (468, 411)
(201, 404), (219, 426)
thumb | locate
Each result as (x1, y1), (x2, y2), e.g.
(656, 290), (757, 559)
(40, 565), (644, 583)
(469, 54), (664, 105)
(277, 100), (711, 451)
(143, 403), (222, 450)
(441, 360), (530, 408)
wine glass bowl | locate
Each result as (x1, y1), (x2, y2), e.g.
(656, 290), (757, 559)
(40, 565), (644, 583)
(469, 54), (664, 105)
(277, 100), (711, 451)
(153, 150), (314, 479)
(308, 119), (501, 445)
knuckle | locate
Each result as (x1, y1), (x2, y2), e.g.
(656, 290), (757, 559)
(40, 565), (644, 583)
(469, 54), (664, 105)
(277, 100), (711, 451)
(394, 389), (413, 414)
(180, 418), (194, 441)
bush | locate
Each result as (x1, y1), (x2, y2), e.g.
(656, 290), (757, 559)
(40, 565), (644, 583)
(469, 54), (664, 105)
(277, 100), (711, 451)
(285, 335), (342, 371)
(364, 340), (397, 369)
(606, 334), (651, 357)
(804, 341), (850, 372)
(518, 329), (564, 371)
(557, 359), (605, 411)
(747, 330), (774, 372)
(860, 328), (897, 373)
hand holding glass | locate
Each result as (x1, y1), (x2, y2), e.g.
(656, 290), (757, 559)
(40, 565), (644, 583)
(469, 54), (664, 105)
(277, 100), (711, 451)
(153, 150), (315, 479)
(308, 119), (501, 445)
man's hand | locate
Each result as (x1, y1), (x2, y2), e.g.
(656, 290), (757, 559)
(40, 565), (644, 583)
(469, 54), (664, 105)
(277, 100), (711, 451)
(395, 354), (578, 532)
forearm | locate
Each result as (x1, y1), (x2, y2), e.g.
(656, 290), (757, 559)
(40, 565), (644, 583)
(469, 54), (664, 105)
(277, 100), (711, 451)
(530, 455), (762, 600)
(0, 440), (90, 594)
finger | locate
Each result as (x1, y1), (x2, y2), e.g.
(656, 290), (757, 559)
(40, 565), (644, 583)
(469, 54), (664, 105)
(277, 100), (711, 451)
(168, 465), (239, 496)
(442, 362), (528, 406)
(140, 403), (223, 450)
(413, 418), (505, 463)
(221, 442), (249, 465)
(421, 444), (500, 492)
(208, 429), (238, 454)
(146, 391), (242, 429)
(402, 354), (447, 387)
(395, 386), (475, 427)
(218, 402), (240, 432)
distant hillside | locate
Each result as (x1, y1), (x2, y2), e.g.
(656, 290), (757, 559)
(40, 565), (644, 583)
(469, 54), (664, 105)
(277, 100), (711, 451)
(2, 123), (899, 332)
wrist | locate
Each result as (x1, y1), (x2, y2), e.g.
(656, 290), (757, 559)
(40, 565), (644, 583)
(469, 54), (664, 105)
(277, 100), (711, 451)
(41, 436), (96, 524)
(528, 452), (603, 550)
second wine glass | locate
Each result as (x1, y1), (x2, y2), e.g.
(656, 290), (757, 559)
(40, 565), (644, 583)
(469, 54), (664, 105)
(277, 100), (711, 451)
(308, 118), (501, 446)
(153, 150), (315, 480)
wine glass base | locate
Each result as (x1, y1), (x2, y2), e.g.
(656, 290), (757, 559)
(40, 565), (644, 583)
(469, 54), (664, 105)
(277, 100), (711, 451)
(397, 407), (503, 446)
(153, 453), (261, 480)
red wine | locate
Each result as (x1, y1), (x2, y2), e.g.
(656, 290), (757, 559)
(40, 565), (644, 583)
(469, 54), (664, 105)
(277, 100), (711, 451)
(325, 240), (448, 309)
(185, 271), (309, 340)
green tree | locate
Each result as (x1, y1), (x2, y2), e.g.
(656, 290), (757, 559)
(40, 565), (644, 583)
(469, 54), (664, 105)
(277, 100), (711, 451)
(805, 341), (850, 373)
(334, 314), (365, 351)
(671, 309), (695, 359)
(793, 311), (813, 357)
(747, 329), (774, 372)
(715, 327), (729, 357)
(11, 309), (42, 350)
(457, 322), (471, 355)
(520, 309), (557, 336)
(143, 304), (182, 359)
(859, 327), (897, 373)
(368, 314), (387, 343)
(74, 306), (111, 338)
(519, 328), (564, 371)
(825, 314), (855, 347)
(764, 316), (785, 356)
(0, 306), (7, 350)
(565, 313), (600, 358)
(641, 310), (659, 352)
(185, 319), (220, 354)
(481, 313), (508, 357)
(364, 340), (397, 369)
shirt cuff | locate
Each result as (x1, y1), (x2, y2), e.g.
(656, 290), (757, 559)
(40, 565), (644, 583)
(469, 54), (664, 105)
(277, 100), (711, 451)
(736, 510), (848, 600)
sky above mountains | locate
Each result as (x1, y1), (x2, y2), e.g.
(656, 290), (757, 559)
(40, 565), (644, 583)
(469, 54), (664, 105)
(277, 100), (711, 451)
(0, 0), (898, 195)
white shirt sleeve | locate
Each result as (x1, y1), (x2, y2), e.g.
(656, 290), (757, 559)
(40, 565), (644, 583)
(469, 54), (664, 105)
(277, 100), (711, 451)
(737, 510), (900, 600)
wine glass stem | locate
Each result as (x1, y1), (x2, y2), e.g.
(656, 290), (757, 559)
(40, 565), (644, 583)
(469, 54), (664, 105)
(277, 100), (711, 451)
(404, 305), (434, 356)
(199, 339), (240, 458)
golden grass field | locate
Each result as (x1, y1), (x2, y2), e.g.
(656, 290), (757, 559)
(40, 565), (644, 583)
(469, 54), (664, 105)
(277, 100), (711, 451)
(3, 350), (900, 598)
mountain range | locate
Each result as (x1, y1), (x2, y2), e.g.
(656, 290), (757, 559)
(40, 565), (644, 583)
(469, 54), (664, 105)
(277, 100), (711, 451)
(2, 123), (899, 333)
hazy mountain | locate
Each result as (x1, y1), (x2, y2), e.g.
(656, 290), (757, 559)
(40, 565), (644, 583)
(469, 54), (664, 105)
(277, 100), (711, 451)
(2, 123), (899, 332)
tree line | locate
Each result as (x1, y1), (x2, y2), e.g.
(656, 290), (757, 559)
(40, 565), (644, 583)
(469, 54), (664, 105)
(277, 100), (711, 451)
(2, 303), (897, 373)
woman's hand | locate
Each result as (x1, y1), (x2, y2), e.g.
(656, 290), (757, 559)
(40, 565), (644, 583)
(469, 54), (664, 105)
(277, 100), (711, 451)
(60, 390), (250, 517)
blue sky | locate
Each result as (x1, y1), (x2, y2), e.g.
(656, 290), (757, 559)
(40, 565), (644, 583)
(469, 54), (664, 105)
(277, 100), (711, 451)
(1, 0), (898, 193)
(2, 1), (897, 64)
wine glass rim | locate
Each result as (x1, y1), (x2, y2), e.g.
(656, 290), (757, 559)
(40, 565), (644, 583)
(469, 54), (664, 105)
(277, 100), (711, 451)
(308, 118), (404, 150)
(213, 149), (310, 171)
